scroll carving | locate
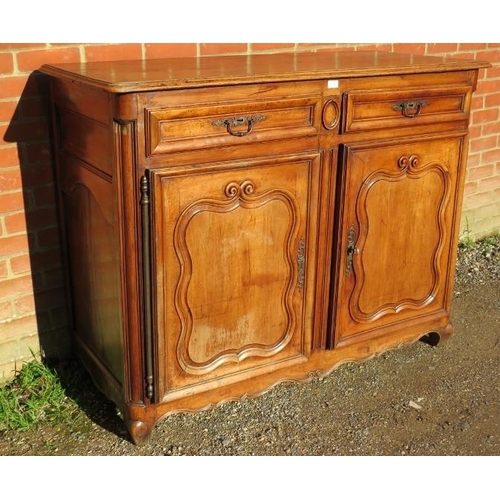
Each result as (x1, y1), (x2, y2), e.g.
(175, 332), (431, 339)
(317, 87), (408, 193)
(350, 156), (451, 323)
(173, 179), (301, 375)
(397, 154), (419, 170)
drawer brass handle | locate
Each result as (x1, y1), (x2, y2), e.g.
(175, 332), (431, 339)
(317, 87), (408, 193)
(212, 114), (266, 137)
(392, 100), (429, 118)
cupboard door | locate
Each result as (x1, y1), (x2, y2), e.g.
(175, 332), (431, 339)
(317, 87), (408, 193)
(332, 135), (464, 345)
(150, 154), (320, 400)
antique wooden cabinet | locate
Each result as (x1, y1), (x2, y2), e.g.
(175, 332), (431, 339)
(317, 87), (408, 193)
(40, 51), (489, 443)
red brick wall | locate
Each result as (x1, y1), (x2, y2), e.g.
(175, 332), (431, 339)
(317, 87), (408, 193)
(1, 43), (499, 380)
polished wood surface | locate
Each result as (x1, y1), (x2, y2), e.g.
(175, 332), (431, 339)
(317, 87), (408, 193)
(41, 51), (489, 444)
(40, 51), (488, 92)
(332, 135), (463, 346)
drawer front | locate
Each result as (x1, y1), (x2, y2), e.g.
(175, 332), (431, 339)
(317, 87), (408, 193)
(342, 85), (471, 133)
(146, 95), (320, 156)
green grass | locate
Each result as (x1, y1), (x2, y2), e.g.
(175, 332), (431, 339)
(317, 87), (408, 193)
(459, 228), (500, 251)
(0, 356), (82, 432)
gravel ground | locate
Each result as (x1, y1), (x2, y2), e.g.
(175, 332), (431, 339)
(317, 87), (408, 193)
(0, 238), (499, 457)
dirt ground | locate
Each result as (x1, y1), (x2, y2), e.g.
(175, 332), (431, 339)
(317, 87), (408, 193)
(0, 241), (498, 457)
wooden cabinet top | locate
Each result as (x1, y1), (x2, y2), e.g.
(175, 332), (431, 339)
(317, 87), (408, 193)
(40, 51), (490, 93)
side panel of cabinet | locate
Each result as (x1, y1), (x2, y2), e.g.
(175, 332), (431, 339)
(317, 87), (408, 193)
(331, 135), (465, 346)
(150, 154), (320, 401)
(57, 155), (124, 385)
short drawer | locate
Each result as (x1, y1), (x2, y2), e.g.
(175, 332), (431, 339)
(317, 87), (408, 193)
(341, 85), (471, 133)
(146, 96), (320, 156)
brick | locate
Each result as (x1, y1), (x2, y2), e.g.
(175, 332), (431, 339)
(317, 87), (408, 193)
(27, 287), (66, 312)
(471, 95), (484, 111)
(14, 294), (36, 316)
(466, 152), (481, 168)
(426, 43), (459, 54)
(476, 50), (500, 63)
(16, 48), (80, 73)
(85, 44), (143, 62)
(4, 212), (27, 233)
(482, 148), (500, 163)
(463, 181), (477, 196)
(459, 43), (488, 51)
(0, 332), (40, 363)
(467, 164), (495, 181)
(0, 190), (25, 213)
(29, 247), (63, 271)
(20, 334), (42, 358)
(0, 301), (12, 321)
(354, 44), (393, 52)
(469, 135), (497, 152)
(9, 254), (31, 274)
(1, 119), (51, 144)
(0, 233), (31, 256)
(50, 306), (69, 328)
(251, 43), (296, 52)
(394, 44), (426, 55)
(0, 259), (8, 279)
(0, 168), (23, 193)
(37, 226), (61, 250)
(478, 176), (500, 192)
(145, 43), (197, 59)
(486, 65), (500, 79)
(467, 123), (482, 139)
(25, 143), (53, 166)
(0, 359), (22, 383)
(0, 147), (20, 168)
(0, 100), (18, 123)
(44, 268), (64, 290)
(471, 108), (499, 125)
(466, 215), (500, 240)
(313, 45), (357, 53)
(466, 190), (499, 209)
(23, 73), (50, 98)
(476, 79), (500, 96)
(0, 359), (21, 383)
(18, 206), (58, 232)
(485, 92), (500, 107)
(31, 184), (57, 208)
(0, 76), (28, 99)
(0, 43), (46, 50)
(482, 120), (500, 136)
(10, 165), (53, 190)
(199, 44), (248, 56)
(474, 203), (500, 223)
(0, 125), (8, 147)
(0, 52), (14, 75)
(0, 339), (21, 364)
(0, 166), (22, 192)
(20, 97), (50, 121)
(0, 274), (34, 299)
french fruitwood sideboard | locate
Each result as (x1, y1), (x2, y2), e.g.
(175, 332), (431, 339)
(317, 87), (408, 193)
(40, 51), (490, 444)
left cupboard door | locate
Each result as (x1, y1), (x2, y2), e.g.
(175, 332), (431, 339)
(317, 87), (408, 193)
(147, 154), (320, 402)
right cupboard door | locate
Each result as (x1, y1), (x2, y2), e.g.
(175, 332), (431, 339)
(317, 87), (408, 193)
(332, 135), (465, 346)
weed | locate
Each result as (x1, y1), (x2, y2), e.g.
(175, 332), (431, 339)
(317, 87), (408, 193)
(0, 355), (82, 432)
(459, 217), (475, 249)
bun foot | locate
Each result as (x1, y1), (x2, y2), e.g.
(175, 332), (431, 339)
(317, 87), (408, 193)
(127, 419), (154, 445)
(421, 322), (454, 347)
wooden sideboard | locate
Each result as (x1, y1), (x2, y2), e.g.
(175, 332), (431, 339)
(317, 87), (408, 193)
(40, 51), (489, 444)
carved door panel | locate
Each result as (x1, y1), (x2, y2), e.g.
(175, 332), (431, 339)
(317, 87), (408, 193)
(332, 135), (463, 346)
(150, 154), (320, 400)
